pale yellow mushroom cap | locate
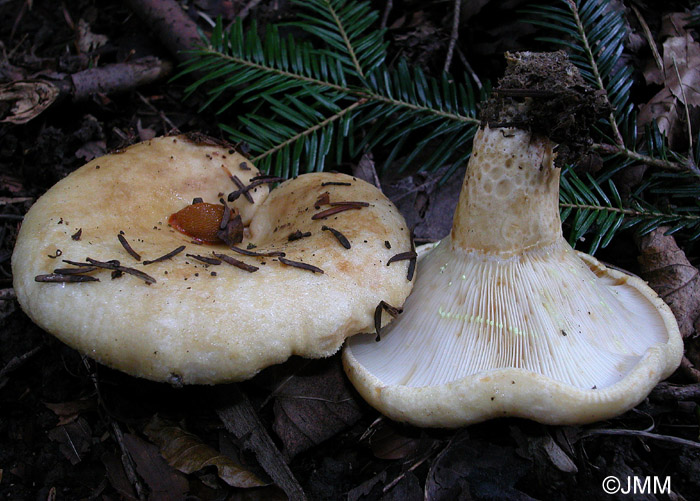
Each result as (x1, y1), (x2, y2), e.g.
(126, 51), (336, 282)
(12, 135), (414, 384)
(343, 126), (683, 427)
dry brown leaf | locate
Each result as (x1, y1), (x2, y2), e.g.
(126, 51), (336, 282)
(638, 13), (700, 145)
(144, 415), (267, 488)
(367, 421), (422, 460)
(424, 433), (533, 500)
(76, 18), (109, 53)
(271, 356), (363, 459)
(637, 227), (700, 338)
(46, 417), (92, 465)
(123, 432), (189, 500)
(44, 397), (96, 426)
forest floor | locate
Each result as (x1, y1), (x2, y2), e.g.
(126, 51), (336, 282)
(1, 1), (700, 500)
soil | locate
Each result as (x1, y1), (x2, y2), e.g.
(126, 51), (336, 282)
(1, 1), (699, 500)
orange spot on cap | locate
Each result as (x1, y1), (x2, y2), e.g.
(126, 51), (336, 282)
(169, 203), (224, 244)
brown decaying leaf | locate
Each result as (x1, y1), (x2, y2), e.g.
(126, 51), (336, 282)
(144, 415), (266, 488)
(44, 397), (97, 426)
(367, 421), (421, 460)
(383, 164), (464, 243)
(101, 452), (139, 501)
(123, 432), (189, 500)
(637, 226), (700, 338)
(46, 417), (93, 466)
(638, 13), (700, 146)
(511, 426), (578, 474)
(216, 386), (306, 500)
(270, 356), (363, 459)
(424, 432), (533, 500)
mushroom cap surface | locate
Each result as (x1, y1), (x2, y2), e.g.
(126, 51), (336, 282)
(343, 126), (683, 427)
(12, 135), (414, 384)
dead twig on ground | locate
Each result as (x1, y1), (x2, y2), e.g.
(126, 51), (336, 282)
(651, 382), (700, 402)
(236, 0), (265, 23)
(0, 345), (43, 387)
(582, 428), (700, 450)
(381, 0), (393, 29)
(217, 385), (307, 500)
(1, 58), (172, 124)
(443, 0), (461, 74)
(124, 0), (202, 63)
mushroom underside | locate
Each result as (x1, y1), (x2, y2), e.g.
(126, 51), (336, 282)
(343, 237), (683, 426)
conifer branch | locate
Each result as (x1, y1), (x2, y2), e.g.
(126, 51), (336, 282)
(180, 0), (700, 252)
(592, 142), (695, 174)
(564, 0), (624, 145)
(560, 202), (700, 221)
(253, 98), (366, 162)
(325, 0), (366, 79)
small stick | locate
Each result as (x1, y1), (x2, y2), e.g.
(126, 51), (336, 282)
(213, 252), (259, 273)
(314, 192), (330, 209)
(231, 175), (255, 204)
(118, 233), (141, 261)
(321, 181), (352, 187)
(53, 266), (98, 275)
(35, 273), (99, 283)
(582, 428), (700, 450)
(443, 0), (461, 74)
(142, 245), (185, 265)
(228, 246), (285, 258)
(374, 301), (402, 341)
(380, 0), (392, 28)
(322, 225), (351, 249)
(0, 345), (44, 381)
(227, 177), (285, 202)
(77, 258), (157, 284)
(329, 201), (370, 207)
(386, 251), (417, 265)
(312, 205), (363, 220)
(186, 253), (222, 265)
(288, 230), (312, 241)
(278, 256), (324, 274)
(407, 233), (416, 281)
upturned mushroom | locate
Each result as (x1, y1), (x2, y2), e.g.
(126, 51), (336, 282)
(343, 55), (683, 427)
(12, 134), (414, 384)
